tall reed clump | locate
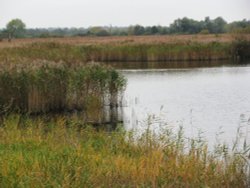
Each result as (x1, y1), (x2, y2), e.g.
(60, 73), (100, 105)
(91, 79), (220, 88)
(67, 63), (126, 122)
(0, 114), (249, 187)
(231, 38), (250, 60)
(0, 62), (126, 122)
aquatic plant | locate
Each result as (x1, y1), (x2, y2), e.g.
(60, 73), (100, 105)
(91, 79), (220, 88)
(0, 62), (126, 122)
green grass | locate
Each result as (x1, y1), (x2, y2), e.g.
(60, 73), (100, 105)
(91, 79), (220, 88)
(0, 114), (249, 187)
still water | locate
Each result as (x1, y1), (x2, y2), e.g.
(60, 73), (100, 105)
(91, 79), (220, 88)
(120, 64), (250, 145)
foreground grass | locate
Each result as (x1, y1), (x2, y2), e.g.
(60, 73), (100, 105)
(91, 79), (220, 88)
(0, 115), (248, 187)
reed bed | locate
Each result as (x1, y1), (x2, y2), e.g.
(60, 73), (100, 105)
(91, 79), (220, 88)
(1, 34), (250, 48)
(0, 114), (249, 187)
(1, 40), (249, 64)
(0, 62), (126, 122)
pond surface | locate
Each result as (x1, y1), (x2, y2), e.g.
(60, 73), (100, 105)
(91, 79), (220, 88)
(120, 63), (250, 145)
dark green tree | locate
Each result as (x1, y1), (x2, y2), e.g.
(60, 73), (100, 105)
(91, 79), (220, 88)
(6, 19), (26, 41)
(169, 17), (203, 34)
(151, 26), (159, 34)
(212, 17), (227, 33)
(128, 25), (145, 35)
(204, 17), (227, 33)
(87, 27), (110, 36)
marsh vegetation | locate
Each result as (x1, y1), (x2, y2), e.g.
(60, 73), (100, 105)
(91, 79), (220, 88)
(0, 33), (250, 187)
(0, 115), (249, 187)
(0, 34), (249, 63)
(0, 62), (126, 124)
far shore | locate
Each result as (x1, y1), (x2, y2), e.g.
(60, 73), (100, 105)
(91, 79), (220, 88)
(0, 34), (250, 62)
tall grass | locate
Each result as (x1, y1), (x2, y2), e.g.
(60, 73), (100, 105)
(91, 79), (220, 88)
(0, 114), (249, 187)
(0, 62), (126, 122)
(1, 40), (248, 64)
(231, 39), (250, 60)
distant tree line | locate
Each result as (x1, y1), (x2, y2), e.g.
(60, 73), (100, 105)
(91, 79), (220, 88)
(0, 17), (250, 40)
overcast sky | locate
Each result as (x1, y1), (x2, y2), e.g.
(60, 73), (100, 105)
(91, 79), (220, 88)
(1, 0), (250, 28)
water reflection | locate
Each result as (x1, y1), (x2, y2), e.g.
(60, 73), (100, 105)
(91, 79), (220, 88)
(121, 64), (250, 144)
(104, 60), (237, 70)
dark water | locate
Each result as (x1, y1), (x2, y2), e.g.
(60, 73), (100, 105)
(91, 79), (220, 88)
(118, 63), (250, 145)
(105, 60), (236, 70)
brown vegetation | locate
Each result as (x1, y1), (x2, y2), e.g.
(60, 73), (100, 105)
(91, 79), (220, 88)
(1, 34), (250, 48)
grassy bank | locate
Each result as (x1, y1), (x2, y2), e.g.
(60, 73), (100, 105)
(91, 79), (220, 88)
(0, 41), (234, 63)
(0, 115), (249, 187)
(0, 62), (126, 120)
(0, 35), (250, 63)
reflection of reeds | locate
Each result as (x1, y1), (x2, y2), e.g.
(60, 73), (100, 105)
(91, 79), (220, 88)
(0, 114), (249, 187)
(0, 40), (249, 63)
(0, 62), (126, 119)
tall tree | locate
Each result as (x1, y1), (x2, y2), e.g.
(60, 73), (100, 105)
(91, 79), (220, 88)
(170, 17), (203, 34)
(6, 19), (26, 41)
(128, 25), (145, 35)
(212, 17), (227, 33)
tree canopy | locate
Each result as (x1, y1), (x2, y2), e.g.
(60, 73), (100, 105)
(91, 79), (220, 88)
(6, 19), (26, 40)
(1, 17), (250, 40)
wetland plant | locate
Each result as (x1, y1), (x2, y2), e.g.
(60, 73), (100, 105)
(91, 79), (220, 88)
(0, 61), (126, 123)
